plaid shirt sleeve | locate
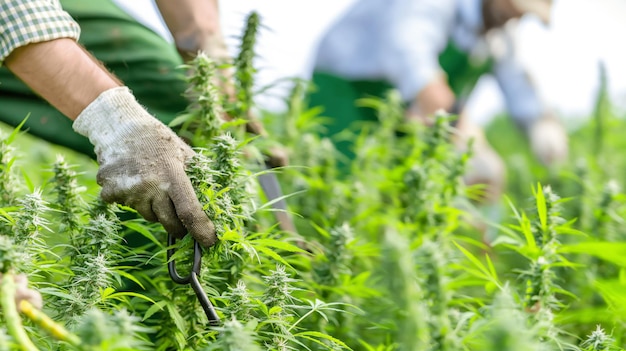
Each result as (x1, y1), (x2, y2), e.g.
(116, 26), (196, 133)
(0, 0), (80, 64)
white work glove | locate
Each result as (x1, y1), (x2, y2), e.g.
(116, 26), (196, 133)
(527, 115), (568, 167)
(73, 87), (216, 247)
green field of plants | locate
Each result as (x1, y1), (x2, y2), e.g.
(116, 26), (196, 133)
(2, 12), (626, 351)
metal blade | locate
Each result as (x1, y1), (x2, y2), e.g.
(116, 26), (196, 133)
(257, 167), (297, 233)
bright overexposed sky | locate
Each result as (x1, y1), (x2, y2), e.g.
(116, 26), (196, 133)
(115, 0), (626, 129)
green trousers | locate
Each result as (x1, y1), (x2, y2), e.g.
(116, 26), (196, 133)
(308, 42), (493, 161)
(307, 74), (393, 161)
(0, 0), (188, 159)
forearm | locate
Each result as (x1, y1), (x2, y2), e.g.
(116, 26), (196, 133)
(4, 39), (121, 120)
(155, 0), (226, 61)
(492, 48), (543, 128)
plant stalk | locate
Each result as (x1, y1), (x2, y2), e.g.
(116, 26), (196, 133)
(0, 272), (38, 351)
(19, 300), (82, 347)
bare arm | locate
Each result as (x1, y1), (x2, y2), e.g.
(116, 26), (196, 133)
(1, 2), (217, 246)
(155, 0), (228, 61)
(4, 39), (121, 120)
(5, 38), (218, 246)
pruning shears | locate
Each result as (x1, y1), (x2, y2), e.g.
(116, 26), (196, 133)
(165, 163), (293, 327)
(167, 234), (220, 326)
(242, 113), (297, 234)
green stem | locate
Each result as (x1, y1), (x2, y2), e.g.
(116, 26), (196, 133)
(0, 272), (39, 351)
(19, 300), (82, 347)
(287, 306), (316, 332)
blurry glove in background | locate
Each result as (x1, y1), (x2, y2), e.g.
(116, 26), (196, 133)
(527, 114), (569, 167)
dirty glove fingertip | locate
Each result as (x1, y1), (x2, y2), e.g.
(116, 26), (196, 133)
(190, 219), (217, 248)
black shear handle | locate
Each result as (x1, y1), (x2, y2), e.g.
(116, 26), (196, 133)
(167, 234), (221, 326)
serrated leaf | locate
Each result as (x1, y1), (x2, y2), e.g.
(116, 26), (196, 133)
(143, 300), (167, 321)
(562, 242), (626, 266)
(114, 270), (145, 290)
(255, 246), (291, 268)
(534, 183), (547, 232)
(268, 306), (282, 315)
(295, 331), (352, 350)
(122, 221), (162, 248)
(168, 113), (194, 127)
(253, 239), (306, 253)
(166, 302), (188, 333)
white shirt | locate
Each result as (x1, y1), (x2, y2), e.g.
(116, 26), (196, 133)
(314, 0), (544, 124)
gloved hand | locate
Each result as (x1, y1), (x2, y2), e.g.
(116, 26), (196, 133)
(73, 87), (217, 248)
(527, 114), (568, 167)
(265, 146), (289, 168)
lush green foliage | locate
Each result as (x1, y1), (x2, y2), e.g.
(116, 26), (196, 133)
(2, 11), (626, 351)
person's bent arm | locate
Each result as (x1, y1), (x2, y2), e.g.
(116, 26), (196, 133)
(1, 0), (217, 247)
(155, 0), (228, 62)
(5, 39), (120, 119)
(384, 0), (457, 120)
(489, 23), (568, 166)
(155, 0), (287, 165)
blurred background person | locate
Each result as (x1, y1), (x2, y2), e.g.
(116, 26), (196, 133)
(307, 0), (568, 203)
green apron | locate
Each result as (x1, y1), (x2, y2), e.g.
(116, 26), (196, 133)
(0, 0), (188, 158)
(308, 42), (493, 161)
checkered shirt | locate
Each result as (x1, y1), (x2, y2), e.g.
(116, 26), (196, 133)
(0, 0), (80, 64)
